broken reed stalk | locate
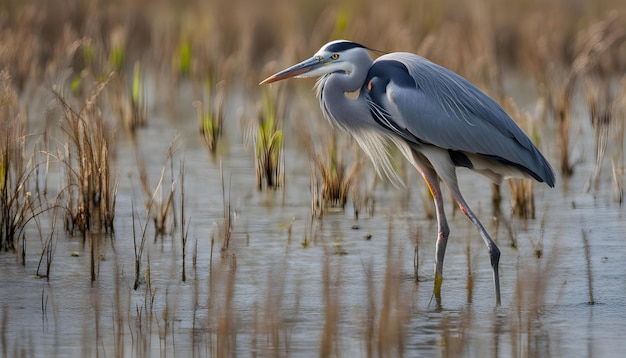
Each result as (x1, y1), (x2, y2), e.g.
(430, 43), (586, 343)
(35, 205), (59, 279)
(180, 160), (190, 282)
(465, 232), (474, 304)
(132, 198), (151, 290)
(135, 137), (178, 237)
(580, 228), (595, 305)
(409, 221), (420, 283)
(219, 160), (233, 253)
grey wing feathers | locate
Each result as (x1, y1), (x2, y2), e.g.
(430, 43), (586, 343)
(371, 53), (555, 187)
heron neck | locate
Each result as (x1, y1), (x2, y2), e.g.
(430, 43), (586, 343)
(319, 56), (373, 130)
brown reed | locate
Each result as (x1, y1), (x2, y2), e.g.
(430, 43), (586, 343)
(54, 75), (119, 235)
(134, 136), (178, 237)
(502, 98), (537, 219)
(0, 70), (37, 250)
(311, 132), (362, 217)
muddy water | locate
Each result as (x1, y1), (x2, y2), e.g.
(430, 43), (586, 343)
(1, 83), (625, 357)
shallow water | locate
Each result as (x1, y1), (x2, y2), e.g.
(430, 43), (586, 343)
(1, 81), (625, 357)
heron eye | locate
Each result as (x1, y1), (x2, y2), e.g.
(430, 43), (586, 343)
(331, 54), (339, 60)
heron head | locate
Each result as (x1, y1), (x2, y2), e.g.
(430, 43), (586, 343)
(260, 40), (369, 84)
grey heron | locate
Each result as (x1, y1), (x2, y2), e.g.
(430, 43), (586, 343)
(260, 40), (555, 306)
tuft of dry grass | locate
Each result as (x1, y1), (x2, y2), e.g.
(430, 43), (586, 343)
(503, 98), (537, 219)
(0, 70), (47, 251)
(309, 131), (363, 218)
(55, 75), (119, 235)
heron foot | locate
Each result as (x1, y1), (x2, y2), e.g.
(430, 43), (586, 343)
(490, 246), (501, 306)
(432, 271), (443, 308)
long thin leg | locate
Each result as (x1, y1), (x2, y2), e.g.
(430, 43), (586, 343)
(416, 165), (450, 307)
(443, 172), (501, 305)
(423, 149), (502, 305)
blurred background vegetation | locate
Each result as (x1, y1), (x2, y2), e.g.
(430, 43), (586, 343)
(1, 0), (625, 89)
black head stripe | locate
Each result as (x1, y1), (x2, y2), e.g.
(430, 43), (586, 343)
(324, 41), (366, 53)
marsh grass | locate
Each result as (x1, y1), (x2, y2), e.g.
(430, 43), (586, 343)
(195, 78), (224, 156)
(309, 131), (363, 217)
(55, 76), (119, 235)
(253, 87), (285, 191)
(503, 98), (537, 219)
(0, 70), (47, 251)
(0, 72), (29, 249)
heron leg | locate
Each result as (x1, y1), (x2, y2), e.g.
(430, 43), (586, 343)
(417, 166), (450, 307)
(444, 175), (502, 306)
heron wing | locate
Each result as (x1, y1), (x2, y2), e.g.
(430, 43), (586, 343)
(363, 53), (555, 186)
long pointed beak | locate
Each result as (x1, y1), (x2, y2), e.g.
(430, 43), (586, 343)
(259, 57), (321, 85)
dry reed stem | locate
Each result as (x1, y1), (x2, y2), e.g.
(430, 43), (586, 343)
(584, 77), (611, 193)
(55, 74), (118, 235)
(503, 98), (536, 219)
(0, 71), (29, 249)
(580, 228), (595, 305)
(584, 74), (626, 202)
(134, 136), (178, 237)
(612, 77), (626, 203)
